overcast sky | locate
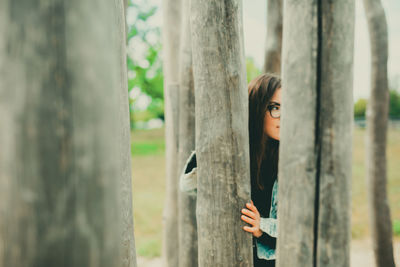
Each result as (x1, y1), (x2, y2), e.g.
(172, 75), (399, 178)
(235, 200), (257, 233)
(132, 0), (400, 103)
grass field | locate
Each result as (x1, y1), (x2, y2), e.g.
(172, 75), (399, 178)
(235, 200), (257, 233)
(131, 126), (400, 258)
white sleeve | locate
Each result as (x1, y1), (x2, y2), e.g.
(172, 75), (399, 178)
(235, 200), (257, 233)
(259, 217), (278, 238)
(179, 167), (197, 196)
(179, 150), (197, 196)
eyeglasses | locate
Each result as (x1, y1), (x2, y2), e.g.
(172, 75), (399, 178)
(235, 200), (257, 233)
(267, 104), (280, 118)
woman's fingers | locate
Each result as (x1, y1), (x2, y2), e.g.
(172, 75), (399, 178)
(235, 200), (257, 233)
(241, 215), (255, 225)
(241, 208), (256, 219)
(246, 202), (259, 214)
(242, 225), (255, 233)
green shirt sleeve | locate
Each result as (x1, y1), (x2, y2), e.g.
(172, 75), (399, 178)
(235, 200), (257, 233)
(255, 179), (278, 260)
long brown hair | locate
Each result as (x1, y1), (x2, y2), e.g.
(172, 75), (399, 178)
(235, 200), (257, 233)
(248, 73), (281, 198)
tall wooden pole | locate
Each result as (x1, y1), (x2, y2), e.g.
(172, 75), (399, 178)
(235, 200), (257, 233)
(114, 0), (138, 265)
(191, 1), (253, 266)
(162, 0), (182, 266)
(278, 1), (355, 266)
(0, 0), (137, 266)
(363, 0), (396, 266)
(263, 0), (283, 74)
(177, 0), (198, 266)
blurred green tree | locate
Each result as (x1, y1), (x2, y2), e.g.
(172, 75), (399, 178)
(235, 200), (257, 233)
(354, 98), (367, 118)
(389, 89), (400, 118)
(126, 1), (164, 128)
(353, 89), (400, 119)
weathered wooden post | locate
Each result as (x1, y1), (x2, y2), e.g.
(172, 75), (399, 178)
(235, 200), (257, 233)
(191, 0), (253, 266)
(115, 0), (138, 265)
(263, 0), (283, 74)
(177, 0), (198, 267)
(363, 0), (396, 266)
(0, 1), (137, 266)
(278, 1), (355, 266)
(162, 0), (182, 266)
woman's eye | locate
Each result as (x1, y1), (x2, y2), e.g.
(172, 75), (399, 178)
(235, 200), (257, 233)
(272, 106), (279, 110)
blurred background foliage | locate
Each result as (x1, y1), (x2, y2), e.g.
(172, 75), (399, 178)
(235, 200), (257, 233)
(127, 1), (164, 129)
(354, 80), (400, 119)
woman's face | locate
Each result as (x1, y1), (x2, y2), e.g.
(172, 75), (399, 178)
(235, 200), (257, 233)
(263, 88), (281, 141)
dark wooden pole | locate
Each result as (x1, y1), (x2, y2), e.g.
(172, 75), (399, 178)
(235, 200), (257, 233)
(0, 1), (137, 266)
(278, 1), (355, 266)
(191, 0), (253, 266)
(263, 0), (283, 74)
(363, 0), (396, 266)
(177, 0), (198, 267)
(162, 0), (182, 266)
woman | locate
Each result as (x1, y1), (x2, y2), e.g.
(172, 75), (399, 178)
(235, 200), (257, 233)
(179, 73), (281, 266)
(241, 73), (281, 267)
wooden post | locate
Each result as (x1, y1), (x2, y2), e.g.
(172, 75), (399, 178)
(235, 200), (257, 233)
(278, 1), (355, 266)
(363, 0), (396, 266)
(114, 0), (138, 265)
(263, 0), (283, 74)
(177, 0), (198, 267)
(191, 0), (253, 266)
(162, 0), (182, 266)
(0, 1), (137, 266)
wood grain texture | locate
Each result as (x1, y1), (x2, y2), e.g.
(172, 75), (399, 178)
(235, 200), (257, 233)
(162, 0), (182, 266)
(114, 0), (138, 265)
(278, 1), (354, 266)
(177, 0), (198, 266)
(363, 0), (396, 266)
(278, 1), (319, 265)
(190, 0), (253, 266)
(0, 1), (136, 266)
(316, 1), (354, 266)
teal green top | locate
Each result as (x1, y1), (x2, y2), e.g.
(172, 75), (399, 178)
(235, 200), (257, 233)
(256, 179), (278, 260)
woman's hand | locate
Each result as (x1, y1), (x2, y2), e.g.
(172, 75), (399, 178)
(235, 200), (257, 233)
(241, 200), (262, 238)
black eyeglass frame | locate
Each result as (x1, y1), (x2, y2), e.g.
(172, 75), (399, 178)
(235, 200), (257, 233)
(267, 104), (281, 119)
